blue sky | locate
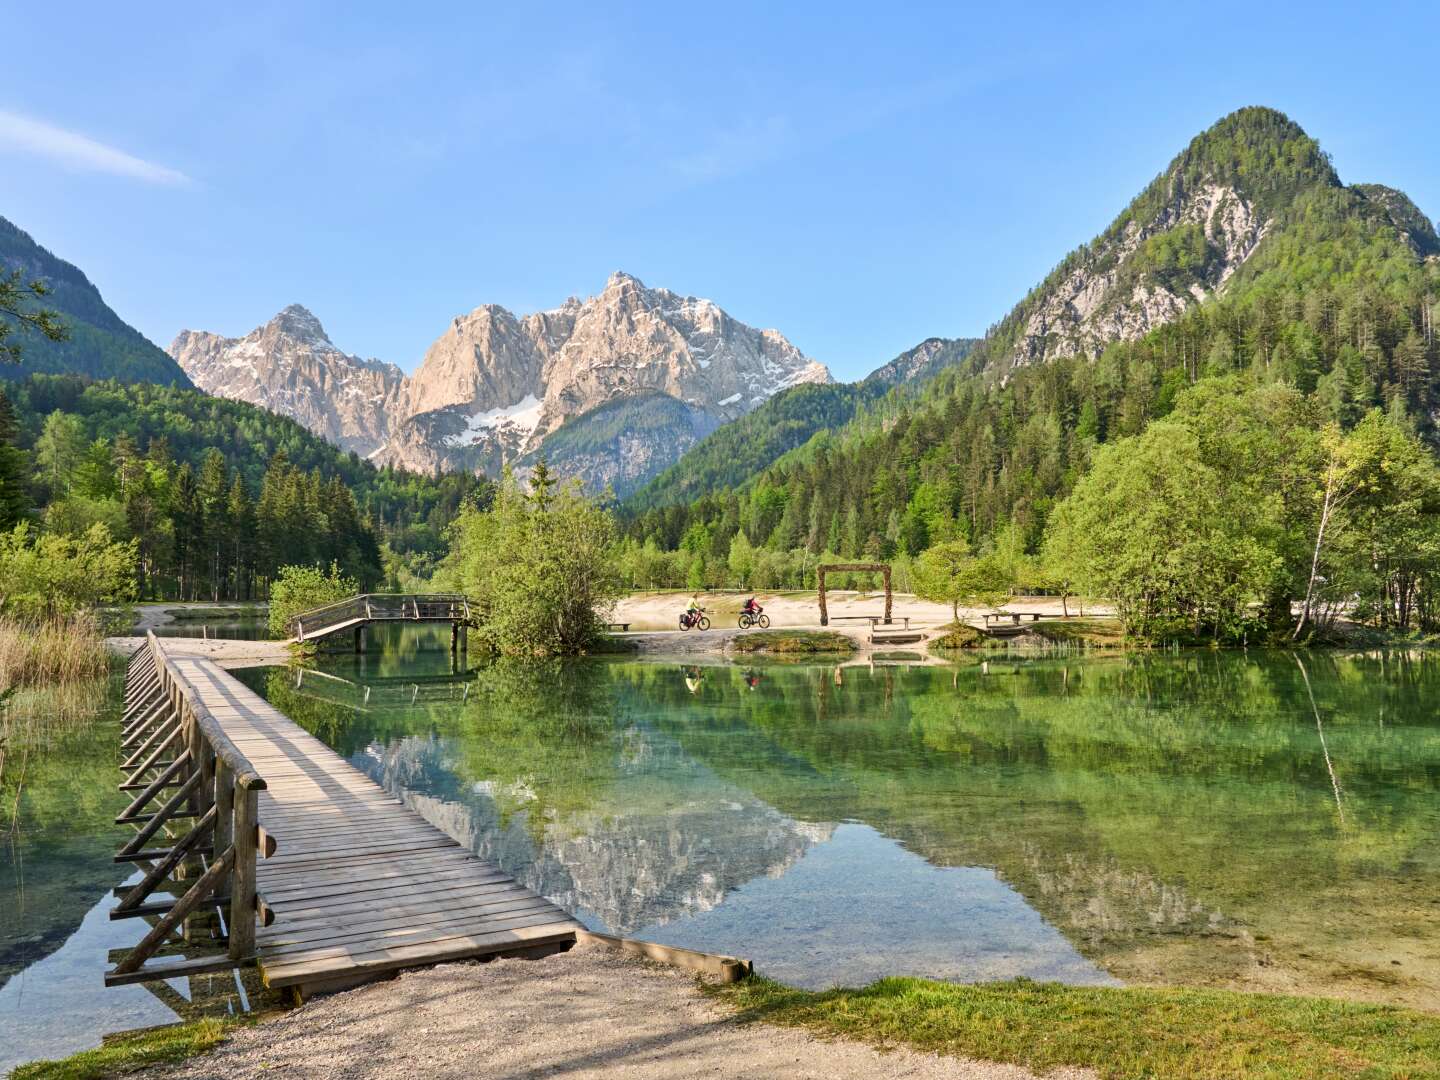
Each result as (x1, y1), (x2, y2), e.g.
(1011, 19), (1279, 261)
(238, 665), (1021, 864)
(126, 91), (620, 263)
(3, 2), (1438, 380)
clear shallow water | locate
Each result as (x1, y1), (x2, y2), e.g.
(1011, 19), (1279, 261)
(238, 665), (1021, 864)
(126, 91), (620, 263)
(148, 618), (270, 640)
(0, 680), (270, 1072)
(238, 644), (1440, 1006)
(4, 640), (1439, 1070)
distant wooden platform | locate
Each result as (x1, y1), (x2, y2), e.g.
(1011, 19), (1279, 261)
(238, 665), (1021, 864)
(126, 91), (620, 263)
(166, 654), (581, 996)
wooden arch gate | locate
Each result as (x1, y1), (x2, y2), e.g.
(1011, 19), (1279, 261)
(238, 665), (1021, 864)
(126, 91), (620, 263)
(817, 563), (892, 626)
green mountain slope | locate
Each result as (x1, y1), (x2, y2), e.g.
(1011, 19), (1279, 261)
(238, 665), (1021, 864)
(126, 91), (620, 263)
(0, 215), (191, 386)
(626, 107), (1440, 560)
(522, 392), (720, 498)
(624, 337), (980, 513)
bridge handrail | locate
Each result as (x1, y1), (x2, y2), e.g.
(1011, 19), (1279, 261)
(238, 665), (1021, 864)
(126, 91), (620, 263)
(107, 633), (276, 986)
(287, 592), (474, 641)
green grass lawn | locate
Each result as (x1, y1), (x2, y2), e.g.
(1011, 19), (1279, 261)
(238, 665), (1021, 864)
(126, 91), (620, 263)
(730, 630), (855, 655)
(713, 976), (1440, 1080)
(10, 1017), (249, 1080)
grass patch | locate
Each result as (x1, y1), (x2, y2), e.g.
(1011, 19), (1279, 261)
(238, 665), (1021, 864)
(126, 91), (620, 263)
(1029, 617), (1128, 647)
(927, 621), (985, 650)
(714, 976), (1440, 1080)
(10, 1016), (250, 1079)
(730, 630), (854, 655)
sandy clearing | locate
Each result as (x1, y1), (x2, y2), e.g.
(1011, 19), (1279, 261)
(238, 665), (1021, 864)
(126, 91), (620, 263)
(612, 591), (1093, 633)
(153, 943), (1091, 1080)
(104, 635), (292, 669)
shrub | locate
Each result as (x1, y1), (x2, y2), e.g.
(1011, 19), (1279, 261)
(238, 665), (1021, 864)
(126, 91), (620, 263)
(267, 562), (357, 638)
(0, 522), (136, 619)
(443, 465), (622, 657)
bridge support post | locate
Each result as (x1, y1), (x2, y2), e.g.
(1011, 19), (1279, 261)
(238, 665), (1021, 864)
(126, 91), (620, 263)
(355, 626), (367, 654)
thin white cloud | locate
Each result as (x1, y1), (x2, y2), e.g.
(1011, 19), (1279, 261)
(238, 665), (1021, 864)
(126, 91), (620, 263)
(0, 109), (189, 186)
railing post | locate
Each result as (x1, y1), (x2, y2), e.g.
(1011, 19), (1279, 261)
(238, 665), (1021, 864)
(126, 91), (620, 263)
(230, 782), (259, 961)
(213, 758), (234, 864)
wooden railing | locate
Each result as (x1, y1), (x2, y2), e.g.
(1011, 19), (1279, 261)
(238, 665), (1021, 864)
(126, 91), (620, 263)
(106, 632), (277, 986)
(288, 592), (474, 642)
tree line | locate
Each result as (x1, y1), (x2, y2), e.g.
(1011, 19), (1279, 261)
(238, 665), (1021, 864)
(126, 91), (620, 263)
(0, 376), (495, 602)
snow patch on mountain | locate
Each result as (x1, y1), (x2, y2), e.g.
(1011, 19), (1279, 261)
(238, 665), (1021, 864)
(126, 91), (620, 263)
(445, 394), (544, 448)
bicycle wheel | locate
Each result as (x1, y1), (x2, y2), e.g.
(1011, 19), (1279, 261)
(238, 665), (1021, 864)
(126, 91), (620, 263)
(698, 616), (711, 631)
(679, 615), (690, 631)
(738, 614), (751, 629)
(758, 614), (770, 629)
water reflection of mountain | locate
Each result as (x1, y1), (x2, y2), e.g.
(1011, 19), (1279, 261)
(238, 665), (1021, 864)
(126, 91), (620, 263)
(356, 729), (834, 934)
(258, 652), (1440, 1008)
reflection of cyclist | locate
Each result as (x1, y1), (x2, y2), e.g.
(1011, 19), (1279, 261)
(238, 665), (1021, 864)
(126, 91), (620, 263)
(684, 665), (704, 695)
(744, 669), (762, 691)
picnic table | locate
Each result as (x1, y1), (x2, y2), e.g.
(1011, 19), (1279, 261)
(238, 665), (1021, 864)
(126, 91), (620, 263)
(982, 612), (1044, 626)
(830, 615), (911, 629)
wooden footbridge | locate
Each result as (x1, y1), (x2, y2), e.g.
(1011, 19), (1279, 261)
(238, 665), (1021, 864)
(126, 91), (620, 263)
(108, 632), (580, 999)
(288, 593), (475, 655)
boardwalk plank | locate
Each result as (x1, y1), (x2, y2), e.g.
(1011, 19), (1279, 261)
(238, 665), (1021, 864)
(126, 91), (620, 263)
(163, 650), (579, 992)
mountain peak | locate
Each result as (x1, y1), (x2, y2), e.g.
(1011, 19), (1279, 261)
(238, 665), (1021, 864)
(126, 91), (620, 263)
(1167, 106), (1338, 205)
(605, 270), (647, 294)
(268, 303), (331, 344)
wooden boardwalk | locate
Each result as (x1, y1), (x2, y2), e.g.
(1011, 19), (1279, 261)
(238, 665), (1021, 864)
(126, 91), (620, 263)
(155, 649), (581, 996)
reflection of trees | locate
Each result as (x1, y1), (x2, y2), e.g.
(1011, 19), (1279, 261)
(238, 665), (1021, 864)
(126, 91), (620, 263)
(650, 653), (1440, 998)
(1, 686), (126, 984)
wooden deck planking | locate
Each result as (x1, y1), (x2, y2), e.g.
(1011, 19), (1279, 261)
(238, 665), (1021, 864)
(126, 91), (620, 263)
(167, 655), (581, 991)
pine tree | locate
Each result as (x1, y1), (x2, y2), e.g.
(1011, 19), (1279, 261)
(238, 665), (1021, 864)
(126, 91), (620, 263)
(198, 449), (231, 600)
(33, 409), (86, 497)
(227, 475), (255, 599)
(0, 387), (30, 528)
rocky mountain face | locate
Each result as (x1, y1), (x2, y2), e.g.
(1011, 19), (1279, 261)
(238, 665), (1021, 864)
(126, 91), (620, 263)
(518, 392), (722, 498)
(170, 305), (405, 455)
(171, 273), (829, 489)
(381, 272), (829, 481)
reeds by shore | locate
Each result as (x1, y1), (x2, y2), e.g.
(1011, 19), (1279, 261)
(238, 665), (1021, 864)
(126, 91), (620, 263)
(0, 613), (115, 790)
(0, 612), (111, 691)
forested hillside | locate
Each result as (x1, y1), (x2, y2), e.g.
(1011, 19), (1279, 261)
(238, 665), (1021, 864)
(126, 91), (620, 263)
(625, 337), (981, 513)
(623, 108), (1440, 628)
(2, 375), (491, 599)
(0, 216), (192, 386)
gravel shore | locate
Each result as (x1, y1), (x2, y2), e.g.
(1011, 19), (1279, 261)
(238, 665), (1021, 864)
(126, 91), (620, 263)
(153, 943), (1091, 1079)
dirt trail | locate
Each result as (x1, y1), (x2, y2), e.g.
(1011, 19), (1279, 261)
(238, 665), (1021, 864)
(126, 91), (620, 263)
(154, 943), (1091, 1080)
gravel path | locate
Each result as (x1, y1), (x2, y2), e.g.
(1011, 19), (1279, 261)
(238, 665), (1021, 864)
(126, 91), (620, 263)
(156, 943), (1091, 1080)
